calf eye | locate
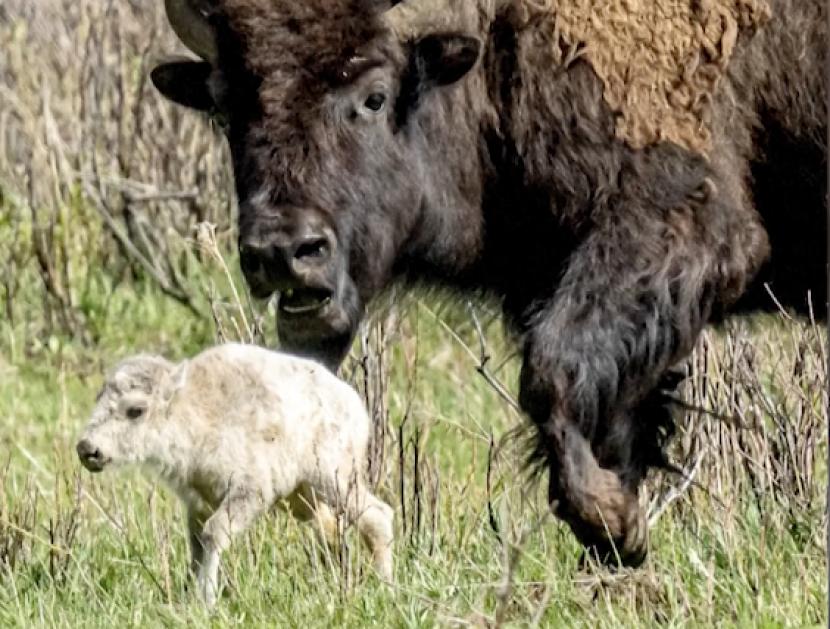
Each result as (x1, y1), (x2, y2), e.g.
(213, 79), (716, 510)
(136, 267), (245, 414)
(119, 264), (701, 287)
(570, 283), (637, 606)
(126, 406), (145, 420)
(364, 93), (386, 112)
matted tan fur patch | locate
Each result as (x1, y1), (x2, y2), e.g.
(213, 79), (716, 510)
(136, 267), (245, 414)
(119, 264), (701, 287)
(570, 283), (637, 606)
(549, 0), (770, 153)
(388, 0), (771, 153)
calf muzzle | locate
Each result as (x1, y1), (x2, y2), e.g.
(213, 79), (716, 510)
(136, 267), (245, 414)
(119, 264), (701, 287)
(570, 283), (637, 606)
(76, 439), (107, 472)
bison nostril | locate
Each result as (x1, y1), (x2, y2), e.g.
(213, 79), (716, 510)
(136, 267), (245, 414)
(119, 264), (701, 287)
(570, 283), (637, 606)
(239, 246), (263, 276)
(294, 237), (329, 262)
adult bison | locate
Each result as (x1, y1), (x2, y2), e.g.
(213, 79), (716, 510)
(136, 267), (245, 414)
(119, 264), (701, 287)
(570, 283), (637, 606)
(150, 0), (827, 565)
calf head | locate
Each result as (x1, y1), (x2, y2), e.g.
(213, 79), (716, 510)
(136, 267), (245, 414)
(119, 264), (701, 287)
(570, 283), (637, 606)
(77, 356), (177, 472)
(152, 0), (481, 368)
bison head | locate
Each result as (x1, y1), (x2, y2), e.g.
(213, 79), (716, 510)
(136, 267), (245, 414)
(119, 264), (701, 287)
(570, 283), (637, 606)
(152, 0), (481, 368)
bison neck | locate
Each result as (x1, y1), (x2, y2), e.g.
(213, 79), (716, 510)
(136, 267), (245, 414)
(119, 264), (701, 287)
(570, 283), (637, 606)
(392, 17), (626, 325)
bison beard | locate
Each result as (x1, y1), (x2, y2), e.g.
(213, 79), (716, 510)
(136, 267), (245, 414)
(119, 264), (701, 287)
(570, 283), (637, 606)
(151, 0), (827, 566)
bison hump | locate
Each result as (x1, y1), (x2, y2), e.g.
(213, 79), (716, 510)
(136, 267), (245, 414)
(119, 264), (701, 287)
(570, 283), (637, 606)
(544, 0), (771, 153)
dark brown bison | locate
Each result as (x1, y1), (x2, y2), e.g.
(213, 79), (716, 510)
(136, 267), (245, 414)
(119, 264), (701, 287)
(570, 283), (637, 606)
(150, 0), (827, 565)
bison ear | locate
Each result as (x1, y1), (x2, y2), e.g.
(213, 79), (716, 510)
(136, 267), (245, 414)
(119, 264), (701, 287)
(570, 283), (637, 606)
(151, 60), (215, 111)
(413, 34), (480, 88)
(397, 33), (480, 124)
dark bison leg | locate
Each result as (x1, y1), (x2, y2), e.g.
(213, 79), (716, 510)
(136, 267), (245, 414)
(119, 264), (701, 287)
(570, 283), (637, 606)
(518, 156), (766, 565)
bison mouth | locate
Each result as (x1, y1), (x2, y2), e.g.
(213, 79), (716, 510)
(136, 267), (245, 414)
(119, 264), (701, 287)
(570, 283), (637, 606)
(275, 275), (364, 370)
(278, 287), (334, 317)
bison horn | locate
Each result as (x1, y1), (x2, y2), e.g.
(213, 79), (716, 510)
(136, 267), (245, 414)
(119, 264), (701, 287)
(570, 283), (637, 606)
(164, 0), (218, 64)
(382, 0), (449, 41)
(382, 0), (479, 41)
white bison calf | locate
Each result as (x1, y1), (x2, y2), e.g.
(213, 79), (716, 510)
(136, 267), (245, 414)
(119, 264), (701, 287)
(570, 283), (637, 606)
(76, 343), (394, 607)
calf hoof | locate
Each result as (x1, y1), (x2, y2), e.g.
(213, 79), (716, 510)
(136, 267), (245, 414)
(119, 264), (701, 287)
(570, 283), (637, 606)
(376, 559), (394, 584)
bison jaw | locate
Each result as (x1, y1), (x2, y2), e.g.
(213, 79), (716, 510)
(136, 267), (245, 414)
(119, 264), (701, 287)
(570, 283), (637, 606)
(278, 288), (333, 316)
(275, 274), (363, 370)
(164, 0), (218, 63)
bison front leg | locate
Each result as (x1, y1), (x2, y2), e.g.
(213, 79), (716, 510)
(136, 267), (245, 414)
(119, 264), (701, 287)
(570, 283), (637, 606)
(518, 183), (758, 565)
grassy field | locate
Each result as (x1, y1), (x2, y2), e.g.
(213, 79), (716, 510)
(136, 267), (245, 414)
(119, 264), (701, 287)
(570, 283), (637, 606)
(0, 2), (827, 627)
(0, 248), (826, 628)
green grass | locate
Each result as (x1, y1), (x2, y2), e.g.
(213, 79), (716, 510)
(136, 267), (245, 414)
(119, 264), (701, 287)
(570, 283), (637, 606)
(0, 273), (826, 628)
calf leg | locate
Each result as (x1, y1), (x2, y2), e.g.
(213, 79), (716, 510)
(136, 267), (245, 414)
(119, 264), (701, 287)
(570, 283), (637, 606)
(351, 487), (394, 582)
(196, 492), (264, 608)
(312, 502), (340, 547)
(286, 484), (340, 547)
(322, 474), (394, 582)
(186, 504), (211, 578)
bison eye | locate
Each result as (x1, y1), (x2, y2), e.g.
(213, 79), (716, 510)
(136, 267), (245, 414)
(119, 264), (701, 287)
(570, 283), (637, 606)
(126, 406), (145, 420)
(364, 93), (386, 113)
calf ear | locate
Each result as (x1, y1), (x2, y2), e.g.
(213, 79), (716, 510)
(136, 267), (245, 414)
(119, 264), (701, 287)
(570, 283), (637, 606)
(151, 60), (215, 111)
(160, 360), (189, 404)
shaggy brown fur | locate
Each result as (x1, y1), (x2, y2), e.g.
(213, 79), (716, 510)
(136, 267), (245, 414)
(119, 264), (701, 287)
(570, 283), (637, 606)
(387, 0), (773, 152)
(151, 0), (826, 566)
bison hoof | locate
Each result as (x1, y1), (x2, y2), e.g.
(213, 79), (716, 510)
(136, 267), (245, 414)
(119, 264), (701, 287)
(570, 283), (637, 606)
(550, 464), (649, 568)
(587, 492), (648, 568)
(579, 537), (647, 569)
(562, 491), (648, 569)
